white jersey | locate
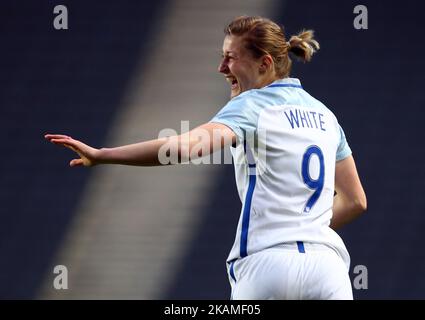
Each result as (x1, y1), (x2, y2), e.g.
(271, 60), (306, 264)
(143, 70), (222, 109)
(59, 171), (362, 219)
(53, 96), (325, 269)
(210, 78), (352, 268)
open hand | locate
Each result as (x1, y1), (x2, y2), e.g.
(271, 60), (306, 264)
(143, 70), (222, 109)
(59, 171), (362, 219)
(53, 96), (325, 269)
(44, 134), (100, 167)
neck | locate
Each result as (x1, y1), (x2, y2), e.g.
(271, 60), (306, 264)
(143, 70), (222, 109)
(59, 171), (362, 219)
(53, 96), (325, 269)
(258, 74), (279, 89)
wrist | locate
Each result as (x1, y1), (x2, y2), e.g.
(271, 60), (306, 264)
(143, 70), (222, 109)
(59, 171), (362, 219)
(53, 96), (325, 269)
(95, 147), (110, 165)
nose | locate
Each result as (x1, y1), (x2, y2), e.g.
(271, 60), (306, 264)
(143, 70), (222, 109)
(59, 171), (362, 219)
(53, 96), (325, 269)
(218, 59), (229, 74)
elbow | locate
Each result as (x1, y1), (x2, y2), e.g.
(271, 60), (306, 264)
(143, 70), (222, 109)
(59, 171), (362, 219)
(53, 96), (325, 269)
(353, 195), (367, 215)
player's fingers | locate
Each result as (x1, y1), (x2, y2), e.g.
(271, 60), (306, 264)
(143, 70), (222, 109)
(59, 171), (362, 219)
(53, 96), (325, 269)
(51, 138), (75, 145)
(50, 138), (67, 145)
(45, 134), (72, 140)
(51, 139), (80, 153)
(70, 159), (83, 167)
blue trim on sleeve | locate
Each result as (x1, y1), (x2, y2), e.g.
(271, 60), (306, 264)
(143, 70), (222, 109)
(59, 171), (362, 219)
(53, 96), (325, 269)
(336, 126), (352, 161)
(336, 148), (352, 161)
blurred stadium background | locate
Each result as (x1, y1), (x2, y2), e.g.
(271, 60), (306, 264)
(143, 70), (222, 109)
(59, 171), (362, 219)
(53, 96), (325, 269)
(0, 0), (424, 299)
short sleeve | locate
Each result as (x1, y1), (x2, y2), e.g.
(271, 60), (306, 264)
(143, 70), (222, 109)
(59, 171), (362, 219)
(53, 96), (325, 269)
(336, 125), (352, 161)
(209, 94), (258, 143)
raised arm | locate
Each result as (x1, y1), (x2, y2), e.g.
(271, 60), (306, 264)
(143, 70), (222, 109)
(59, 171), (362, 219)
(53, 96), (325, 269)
(330, 155), (367, 230)
(45, 122), (236, 167)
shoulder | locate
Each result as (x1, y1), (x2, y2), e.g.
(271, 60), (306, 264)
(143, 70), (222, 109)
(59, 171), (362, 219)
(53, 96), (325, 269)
(226, 90), (260, 107)
(220, 90), (266, 119)
(303, 90), (339, 123)
(228, 87), (290, 112)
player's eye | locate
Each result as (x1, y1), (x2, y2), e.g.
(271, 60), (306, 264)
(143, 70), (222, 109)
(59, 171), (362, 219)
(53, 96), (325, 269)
(223, 55), (235, 61)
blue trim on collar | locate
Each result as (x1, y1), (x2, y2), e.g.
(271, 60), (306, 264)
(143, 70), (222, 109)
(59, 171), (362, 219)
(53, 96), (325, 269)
(267, 84), (303, 89)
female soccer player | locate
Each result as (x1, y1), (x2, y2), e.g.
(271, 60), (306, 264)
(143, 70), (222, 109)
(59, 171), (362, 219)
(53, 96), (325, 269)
(45, 16), (367, 300)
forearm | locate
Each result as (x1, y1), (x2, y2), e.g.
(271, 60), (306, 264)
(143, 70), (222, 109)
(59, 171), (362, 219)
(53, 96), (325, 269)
(45, 122), (234, 168)
(330, 194), (366, 230)
(95, 123), (234, 167)
(97, 137), (172, 166)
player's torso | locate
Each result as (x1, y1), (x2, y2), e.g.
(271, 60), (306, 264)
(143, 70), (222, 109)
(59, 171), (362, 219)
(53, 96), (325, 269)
(229, 84), (344, 260)
(234, 87), (339, 220)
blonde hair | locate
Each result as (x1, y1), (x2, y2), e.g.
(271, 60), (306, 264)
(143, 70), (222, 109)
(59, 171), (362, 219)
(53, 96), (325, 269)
(225, 16), (320, 78)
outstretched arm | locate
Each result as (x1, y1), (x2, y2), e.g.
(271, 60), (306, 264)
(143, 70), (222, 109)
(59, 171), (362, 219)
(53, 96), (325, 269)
(331, 155), (367, 230)
(45, 122), (236, 167)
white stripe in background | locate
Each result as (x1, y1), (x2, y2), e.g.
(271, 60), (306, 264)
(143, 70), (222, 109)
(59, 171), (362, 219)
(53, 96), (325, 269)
(39, 0), (275, 299)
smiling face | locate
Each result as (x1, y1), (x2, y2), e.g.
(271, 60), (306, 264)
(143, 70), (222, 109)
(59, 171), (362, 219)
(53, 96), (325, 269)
(218, 35), (265, 98)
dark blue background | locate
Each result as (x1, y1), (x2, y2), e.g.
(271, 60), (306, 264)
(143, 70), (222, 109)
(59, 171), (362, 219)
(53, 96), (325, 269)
(1, 0), (424, 299)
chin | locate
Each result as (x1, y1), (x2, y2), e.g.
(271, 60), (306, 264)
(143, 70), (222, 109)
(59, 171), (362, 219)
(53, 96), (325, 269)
(230, 89), (241, 98)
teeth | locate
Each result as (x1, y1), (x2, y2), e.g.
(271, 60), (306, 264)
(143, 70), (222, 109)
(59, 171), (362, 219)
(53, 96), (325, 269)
(225, 76), (238, 90)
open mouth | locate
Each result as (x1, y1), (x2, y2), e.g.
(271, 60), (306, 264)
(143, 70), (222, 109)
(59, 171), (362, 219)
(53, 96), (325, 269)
(226, 76), (238, 90)
(231, 79), (238, 90)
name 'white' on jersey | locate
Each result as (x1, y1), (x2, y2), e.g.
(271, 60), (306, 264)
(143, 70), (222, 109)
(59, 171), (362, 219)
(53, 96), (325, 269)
(210, 78), (352, 268)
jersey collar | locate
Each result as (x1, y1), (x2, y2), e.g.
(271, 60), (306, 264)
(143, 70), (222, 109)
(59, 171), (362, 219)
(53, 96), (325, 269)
(266, 78), (302, 89)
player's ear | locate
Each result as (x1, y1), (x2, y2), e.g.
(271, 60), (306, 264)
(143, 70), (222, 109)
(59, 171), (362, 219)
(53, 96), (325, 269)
(259, 54), (273, 74)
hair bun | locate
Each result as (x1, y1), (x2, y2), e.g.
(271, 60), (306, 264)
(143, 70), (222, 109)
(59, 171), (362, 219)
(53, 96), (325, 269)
(288, 30), (320, 62)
